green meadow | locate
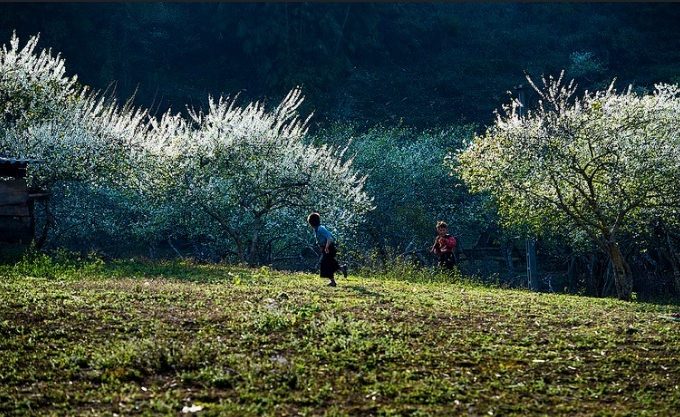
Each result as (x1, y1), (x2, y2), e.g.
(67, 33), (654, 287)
(1, 257), (678, 416)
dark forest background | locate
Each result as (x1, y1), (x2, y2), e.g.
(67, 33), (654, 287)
(2, 2), (680, 129)
(2, 3), (680, 299)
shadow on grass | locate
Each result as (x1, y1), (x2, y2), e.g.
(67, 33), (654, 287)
(344, 284), (384, 298)
(635, 296), (680, 308)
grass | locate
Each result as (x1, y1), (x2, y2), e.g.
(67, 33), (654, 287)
(0, 255), (678, 416)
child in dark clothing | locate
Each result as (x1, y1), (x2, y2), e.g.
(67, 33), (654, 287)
(431, 221), (457, 269)
(307, 212), (347, 287)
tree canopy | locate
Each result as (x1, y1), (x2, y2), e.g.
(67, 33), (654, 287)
(0, 34), (371, 264)
(457, 72), (680, 299)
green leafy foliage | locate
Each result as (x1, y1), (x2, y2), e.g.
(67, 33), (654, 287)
(315, 124), (491, 266)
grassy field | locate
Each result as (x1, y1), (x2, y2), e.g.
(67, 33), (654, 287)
(0, 255), (678, 416)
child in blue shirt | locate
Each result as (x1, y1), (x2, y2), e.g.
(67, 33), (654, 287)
(307, 212), (347, 287)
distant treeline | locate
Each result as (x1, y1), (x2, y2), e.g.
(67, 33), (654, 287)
(1, 3), (679, 128)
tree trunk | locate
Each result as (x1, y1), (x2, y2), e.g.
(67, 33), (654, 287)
(249, 227), (259, 266)
(34, 197), (53, 250)
(605, 240), (633, 300)
(663, 232), (680, 295)
(586, 254), (598, 296)
(502, 240), (515, 275)
(366, 225), (387, 268)
(602, 260), (615, 297)
(526, 238), (539, 291)
(567, 256), (577, 293)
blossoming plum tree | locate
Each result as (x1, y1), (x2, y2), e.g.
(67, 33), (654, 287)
(457, 72), (680, 300)
(0, 33), (372, 263)
(0, 33), (151, 247)
(141, 89), (373, 264)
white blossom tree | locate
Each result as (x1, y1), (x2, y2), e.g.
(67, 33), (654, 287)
(0, 33), (152, 247)
(140, 89), (373, 264)
(0, 33), (150, 188)
(457, 72), (680, 300)
(1, 33), (372, 262)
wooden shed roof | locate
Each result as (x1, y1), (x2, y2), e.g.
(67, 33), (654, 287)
(0, 156), (41, 178)
(0, 156), (41, 167)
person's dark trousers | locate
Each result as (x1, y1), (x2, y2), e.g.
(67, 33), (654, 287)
(438, 252), (456, 270)
(320, 243), (341, 279)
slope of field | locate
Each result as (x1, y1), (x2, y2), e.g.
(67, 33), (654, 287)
(0, 258), (678, 416)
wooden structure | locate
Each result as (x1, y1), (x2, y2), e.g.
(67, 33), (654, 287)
(0, 157), (47, 244)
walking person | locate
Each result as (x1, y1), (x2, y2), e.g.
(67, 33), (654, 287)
(307, 212), (348, 287)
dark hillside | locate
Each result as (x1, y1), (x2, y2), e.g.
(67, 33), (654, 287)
(1, 3), (679, 127)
